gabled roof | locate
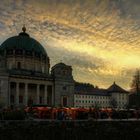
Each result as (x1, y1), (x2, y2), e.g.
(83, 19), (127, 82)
(107, 82), (128, 93)
(75, 82), (109, 96)
(74, 82), (129, 96)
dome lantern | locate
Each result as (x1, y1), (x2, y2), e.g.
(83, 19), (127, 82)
(22, 25), (26, 33)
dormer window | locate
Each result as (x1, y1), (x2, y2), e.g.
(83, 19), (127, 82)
(25, 50), (32, 56)
(35, 52), (40, 58)
(7, 49), (13, 55)
(15, 49), (23, 55)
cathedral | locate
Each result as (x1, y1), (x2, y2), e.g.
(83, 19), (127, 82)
(0, 26), (74, 108)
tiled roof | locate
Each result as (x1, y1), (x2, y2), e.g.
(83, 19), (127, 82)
(75, 82), (129, 96)
(107, 82), (129, 93)
(75, 83), (109, 96)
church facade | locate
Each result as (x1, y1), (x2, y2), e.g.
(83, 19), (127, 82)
(0, 27), (74, 108)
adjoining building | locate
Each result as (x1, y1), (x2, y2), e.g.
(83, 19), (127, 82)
(74, 82), (129, 109)
(0, 27), (74, 108)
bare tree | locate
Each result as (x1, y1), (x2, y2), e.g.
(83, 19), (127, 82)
(131, 69), (140, 95)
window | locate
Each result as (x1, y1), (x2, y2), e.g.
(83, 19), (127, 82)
(17, 62), (21, 69)
(15, 49), (23, 55)
(19, 95), (23, 103)
(42, 55), (46, 61)
(62, 86), (67, 90)
(40, 96), (43, 104)
(26, 50), (33, 56)
(7, 49), (13, 55)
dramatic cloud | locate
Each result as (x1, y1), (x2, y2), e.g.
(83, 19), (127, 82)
(0, 0), (140, 89)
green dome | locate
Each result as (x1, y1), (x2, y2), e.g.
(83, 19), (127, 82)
(0, 30), (47, 56)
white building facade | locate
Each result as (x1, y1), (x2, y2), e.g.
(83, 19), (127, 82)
(74, 82), (129, 109)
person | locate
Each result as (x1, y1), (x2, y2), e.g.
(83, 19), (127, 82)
(57, 109), (64, 120)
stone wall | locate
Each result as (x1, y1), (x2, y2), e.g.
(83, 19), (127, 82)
(0, 120), (140, 140)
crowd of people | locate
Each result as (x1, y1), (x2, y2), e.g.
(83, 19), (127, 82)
(25, 106), (140, 120)
(0, 106), (140, 120)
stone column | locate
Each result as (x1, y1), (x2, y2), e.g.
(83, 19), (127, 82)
(8, 82), (11, 106)
(36, 85), (40, 104)
(24, 83), (28, 106)
(15, 82), (19, 106)
(44, 85), (47, 104)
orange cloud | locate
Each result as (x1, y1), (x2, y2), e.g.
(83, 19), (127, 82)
(0, 0), (140, 89)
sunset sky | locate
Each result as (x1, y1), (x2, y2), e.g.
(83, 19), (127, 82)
(0, 0), (140, 89)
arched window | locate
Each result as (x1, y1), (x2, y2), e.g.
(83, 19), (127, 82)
(17, 62), (21, 69)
